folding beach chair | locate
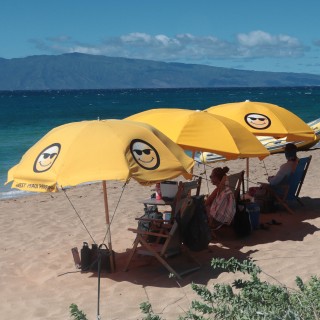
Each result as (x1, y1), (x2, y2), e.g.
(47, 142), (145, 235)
(267, 155), (312, 214)
(124, 178), (202, 279)
(228, 170), (245, 200)
(170, 177), (202, 221)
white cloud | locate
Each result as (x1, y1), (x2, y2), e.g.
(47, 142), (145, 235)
(236, 30), (304, 58)
(31, 30), (306, 62)
(67, 46), (101, 55)
(238, 31), (275, 46)
(154, 34), (173, 46)
(120, 32), (151, 43)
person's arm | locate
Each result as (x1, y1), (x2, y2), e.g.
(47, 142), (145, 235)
(205, 188), (218, 207)
(268, 162), (291, 186)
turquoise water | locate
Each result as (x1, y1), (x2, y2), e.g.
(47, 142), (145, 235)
(1, 87), (320, 198)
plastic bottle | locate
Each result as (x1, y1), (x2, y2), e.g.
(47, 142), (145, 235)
(155, 183), (162, 200)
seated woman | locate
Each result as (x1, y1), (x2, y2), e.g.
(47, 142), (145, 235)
(205, 166), (236, 227)
(205, 166), (230, 212)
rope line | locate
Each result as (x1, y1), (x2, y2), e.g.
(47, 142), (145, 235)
(261, 159), (270, 177)
(62, 187), (96, 244)
(102, 180), (129, 244)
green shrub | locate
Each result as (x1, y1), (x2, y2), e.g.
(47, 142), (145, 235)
(69, 303), (88, 320)
(140, 302), (162, 320)
(141, 257), (320, 320)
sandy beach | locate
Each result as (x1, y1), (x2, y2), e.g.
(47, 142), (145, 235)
(1, 148), (320, 320)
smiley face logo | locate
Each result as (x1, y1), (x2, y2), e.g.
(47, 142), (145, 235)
(33, 143), (61, 173)
(244, 113), (271, 130)
(130, 139), (160, 170)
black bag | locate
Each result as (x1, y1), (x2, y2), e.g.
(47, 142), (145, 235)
(233, 202), (252, 237)
(91, 243), (113, 272)
(179, 195), (212, 251)
(80, 242), (113, 272)
(138, 205), (163, 243)
(80, 242), (91, 271)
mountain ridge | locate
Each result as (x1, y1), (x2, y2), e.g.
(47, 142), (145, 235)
(1, 52), (320, 90)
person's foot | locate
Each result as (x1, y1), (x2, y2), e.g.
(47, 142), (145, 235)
(259, 223), (269, 230)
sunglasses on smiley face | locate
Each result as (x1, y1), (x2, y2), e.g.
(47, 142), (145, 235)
(249, 117), (266, 121)
(42, 152), (58, 159)
(133, 148), (152, 156)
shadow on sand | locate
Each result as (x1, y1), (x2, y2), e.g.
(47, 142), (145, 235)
(84, 196), (320, 288)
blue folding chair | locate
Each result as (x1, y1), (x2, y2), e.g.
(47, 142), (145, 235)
(269, 155), (312, 214)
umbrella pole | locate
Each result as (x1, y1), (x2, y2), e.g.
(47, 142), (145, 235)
(246, 158), (249, 192)
(102, 180), (115, 273)
(191, 150), (195, 175)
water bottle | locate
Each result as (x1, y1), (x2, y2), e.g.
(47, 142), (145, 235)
(155, 183), (162, 200)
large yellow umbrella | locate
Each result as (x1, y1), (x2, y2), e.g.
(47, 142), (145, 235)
(6, 119), (194, 270)
(126, 108), (269, 160)
(206, 100), (316, 141)
(206, 100), (316, 188)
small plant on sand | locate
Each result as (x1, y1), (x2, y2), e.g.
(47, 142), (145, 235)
(141, 257), (320, 319)
(140, 301), (162, 320)
(69, 303), (88, 320)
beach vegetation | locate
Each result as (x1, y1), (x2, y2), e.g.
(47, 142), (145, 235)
(140, 302), (162, 320)
(69, 303), (88, 320)
(141, 257), (320, 320)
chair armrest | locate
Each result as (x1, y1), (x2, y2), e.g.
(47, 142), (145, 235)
(135, 217), (173, 228)
(135, 217), (165, 223)
(128, 228), (170, 238)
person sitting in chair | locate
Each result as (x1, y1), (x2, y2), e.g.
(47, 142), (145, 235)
(267, 143), (299, 196)
(247, 143), (299, 210)
(205, 166), (230, 213)
(205, 166), (237, 229)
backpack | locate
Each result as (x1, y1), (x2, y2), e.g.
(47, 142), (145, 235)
(233, 202), (252, 237)
(179, 195), (212, 251)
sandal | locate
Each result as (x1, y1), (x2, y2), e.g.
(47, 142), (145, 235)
(266, 219), (282, 226)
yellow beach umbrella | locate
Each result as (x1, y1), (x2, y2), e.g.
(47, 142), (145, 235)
(7, 119), (193, 190)
(206, 100), (316, 189)
(126, 108), (269, 160)
(6, 119), (194, 270)
(206, 100), (316, 141)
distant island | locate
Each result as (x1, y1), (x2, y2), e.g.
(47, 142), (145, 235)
(1, 52), (320, 90)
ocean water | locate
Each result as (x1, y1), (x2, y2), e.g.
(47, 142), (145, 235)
(1, 87), (320, 199)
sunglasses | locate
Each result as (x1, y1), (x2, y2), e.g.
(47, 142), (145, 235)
(249, 117), (265, 121)
(133, 149), (152, 156)
(43, 153), (57, 159)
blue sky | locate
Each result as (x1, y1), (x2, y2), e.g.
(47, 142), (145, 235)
(1, 0), (320, 74)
